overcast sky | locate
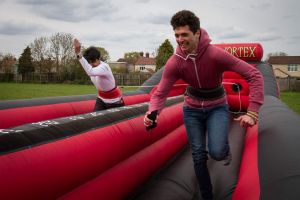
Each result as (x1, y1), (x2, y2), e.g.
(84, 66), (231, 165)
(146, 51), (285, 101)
(0, 0), (299, 61)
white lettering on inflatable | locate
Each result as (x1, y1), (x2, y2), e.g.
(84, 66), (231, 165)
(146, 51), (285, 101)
(32, 120), (59, 127)
(0, 129), (24, 134)
(224, 46), (257, 58)
(69, 116), (85, 121)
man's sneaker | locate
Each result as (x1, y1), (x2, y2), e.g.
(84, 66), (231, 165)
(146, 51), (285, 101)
(223, 151), (232, 166)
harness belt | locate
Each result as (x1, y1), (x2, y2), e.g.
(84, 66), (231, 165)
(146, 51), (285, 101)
(98, 86), (122, 99)
(185, 85), (225, 100)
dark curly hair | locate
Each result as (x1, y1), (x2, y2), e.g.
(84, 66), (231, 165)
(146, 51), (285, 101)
(83, 47), (101, 62)
(170, 10), (200, 34)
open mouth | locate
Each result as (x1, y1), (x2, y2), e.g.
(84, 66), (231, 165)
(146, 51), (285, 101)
(179, 43), (188, 50)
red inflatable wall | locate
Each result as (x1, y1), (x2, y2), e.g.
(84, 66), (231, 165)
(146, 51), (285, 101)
(0, 102), (185, 200)
(220, 43), (263, 112)
(0, 81), (186, 129)
(60, 126), (187, 200)
(214, 43), (263, 61)
(232, 125), (260, 200)
(0, 43), (264, 200)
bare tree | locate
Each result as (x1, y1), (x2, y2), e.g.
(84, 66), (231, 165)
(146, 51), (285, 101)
(30, 37), (50, 75)
(50, 33), (61, 73)
(265, 52), (288, 61)
(60, 33), (75, 68)
(49, 32), (75, 74)
(0, 53), (16, 73)
(0, 52), (3, 72)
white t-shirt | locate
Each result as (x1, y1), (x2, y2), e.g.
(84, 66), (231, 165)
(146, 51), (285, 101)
(79, 57), (121, 103)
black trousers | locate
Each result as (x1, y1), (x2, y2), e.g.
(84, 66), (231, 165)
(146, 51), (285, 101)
(93, 97), (125, 112)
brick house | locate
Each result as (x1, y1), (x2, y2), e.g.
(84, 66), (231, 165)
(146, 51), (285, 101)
(268, 56), (300, 78)
(134, 53), (156, 73)
(108, 61), (128, 73)
(116, 52), (156, 73)
(115, 58), (136, 73)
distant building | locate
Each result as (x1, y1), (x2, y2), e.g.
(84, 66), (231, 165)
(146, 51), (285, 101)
(268, 56), (300, 78)
(134, 52), (156, 73)
(116, 52), (156, 73)
(116, 58), (136, 72)
(108, 61), (127, 73)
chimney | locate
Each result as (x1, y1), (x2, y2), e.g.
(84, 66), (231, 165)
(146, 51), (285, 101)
(139, 52), (144, 57)
(146, 52), (149, 58)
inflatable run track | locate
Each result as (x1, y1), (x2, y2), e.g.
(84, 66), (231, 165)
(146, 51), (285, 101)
(0, 43), (300, 200)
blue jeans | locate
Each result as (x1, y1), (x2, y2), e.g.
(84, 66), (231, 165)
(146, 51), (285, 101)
(183, 104), (230, 199)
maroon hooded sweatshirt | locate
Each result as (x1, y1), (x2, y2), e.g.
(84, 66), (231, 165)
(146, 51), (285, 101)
(149, 28), (264, 113)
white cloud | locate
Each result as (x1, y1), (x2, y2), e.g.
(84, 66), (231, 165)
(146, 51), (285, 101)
(0, 20), (49, 35)
(252, 32), (282, 42)
(0, 0), (299, 60)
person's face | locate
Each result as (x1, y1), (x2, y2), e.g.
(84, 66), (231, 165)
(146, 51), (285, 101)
(174, 25), (200, 54)
(88, 59), (100, 67)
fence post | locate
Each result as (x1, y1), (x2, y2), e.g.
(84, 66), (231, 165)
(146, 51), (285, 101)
(139, 74), (141, 86)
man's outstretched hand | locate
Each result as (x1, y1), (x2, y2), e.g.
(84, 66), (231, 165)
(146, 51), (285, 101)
(234, 114), (256, 128)
(73, 38), (81, 55)
(144, 110), (158, 131)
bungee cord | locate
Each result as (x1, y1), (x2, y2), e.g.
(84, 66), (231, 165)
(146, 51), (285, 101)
(120, 82), (245, 114)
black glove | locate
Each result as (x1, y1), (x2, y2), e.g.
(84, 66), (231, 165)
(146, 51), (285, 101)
(146, 110), (158, 131)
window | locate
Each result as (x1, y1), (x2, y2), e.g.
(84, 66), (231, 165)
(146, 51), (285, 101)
(140, 66), (145, 71)
(288, 64), (298, 72)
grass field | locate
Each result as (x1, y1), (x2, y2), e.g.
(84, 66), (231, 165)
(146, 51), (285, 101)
(0, 83), (299, 115)
(0, 83), (137, 100)
(280, 91), (300, 115)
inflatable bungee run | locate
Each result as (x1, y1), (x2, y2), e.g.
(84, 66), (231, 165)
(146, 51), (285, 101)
(0, 43), (300, 200)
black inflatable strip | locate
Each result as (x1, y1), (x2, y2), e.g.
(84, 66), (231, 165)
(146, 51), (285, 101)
(129, 120), (246, 200)
(0, 90), (146, 110)
(0, 96), (183, 155)
(258, 95), (300, 199)
(255, 62), (279, 98)
(127, 145), (200, 200)
(137, 68), (163, 94)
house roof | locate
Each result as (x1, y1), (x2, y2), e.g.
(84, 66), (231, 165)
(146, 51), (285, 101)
(117, 58), (136, 65)
(135, 57), (156, 65)
(273, 68), (291, 77)
(268, 56), (300, 64)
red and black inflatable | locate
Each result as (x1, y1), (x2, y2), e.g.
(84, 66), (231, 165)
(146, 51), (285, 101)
(0, 43), (299, 200)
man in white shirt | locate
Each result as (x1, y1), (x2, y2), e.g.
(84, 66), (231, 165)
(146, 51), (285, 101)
(73, 39), (124, 111)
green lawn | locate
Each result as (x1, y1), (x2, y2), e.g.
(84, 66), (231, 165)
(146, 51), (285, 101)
(280, 91), (300, 115)
(1, 83), (299, 115)
(0, 83), (136, 100)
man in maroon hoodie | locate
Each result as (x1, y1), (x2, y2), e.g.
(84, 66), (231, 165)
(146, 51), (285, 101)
(144, 10), (264, 200)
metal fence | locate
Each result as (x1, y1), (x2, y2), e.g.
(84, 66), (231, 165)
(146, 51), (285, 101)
(276, 77), (300, 91)
(114, 73), (152, 86)
(0, 72), (153, 86)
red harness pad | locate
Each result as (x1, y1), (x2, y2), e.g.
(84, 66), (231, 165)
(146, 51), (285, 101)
(98, 87), (122, 99)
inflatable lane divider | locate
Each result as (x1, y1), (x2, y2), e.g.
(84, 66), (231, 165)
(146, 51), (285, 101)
(255, 62), (280, 98)
(256, 96), (300, 199)
(0, 66), (186, 130)
(0, 96), (184, 155)
(232, 124), (260, 200)
(0, 101), (95, 129)
(59, 125), (188, 200)
(0, 92), (150, 129)
(0, 96), (184, 200)
(0, 94), (97, 110)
